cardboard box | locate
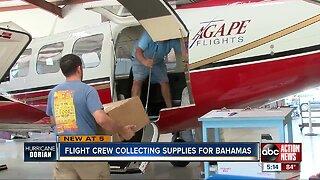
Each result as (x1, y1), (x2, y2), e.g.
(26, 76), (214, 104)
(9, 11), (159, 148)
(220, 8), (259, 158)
(217, 162), (300, 179)
(98, 97), (149, 141)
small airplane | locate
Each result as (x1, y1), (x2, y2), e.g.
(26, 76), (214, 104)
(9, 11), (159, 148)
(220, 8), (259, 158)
(1, 0), (320, 172)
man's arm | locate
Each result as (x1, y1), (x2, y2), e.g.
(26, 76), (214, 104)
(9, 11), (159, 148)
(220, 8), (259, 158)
(172, 39), (183, 54)
(46, 92), (56, 129)
(135, 48), (154, 68)
(92, 109), (119, 134)
(92, 109), (135, 140)
(135, 32), (154, 68)
(86, 88), (135, 140)
(50, 116), (55, 127)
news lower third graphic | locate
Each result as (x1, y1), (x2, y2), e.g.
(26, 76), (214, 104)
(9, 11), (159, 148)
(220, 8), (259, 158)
(23, 136), (302, 171)
(23, 138), (302, 174)
(23, 136), (259, 162)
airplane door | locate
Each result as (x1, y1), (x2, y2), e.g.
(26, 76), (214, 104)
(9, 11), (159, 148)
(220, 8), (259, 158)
(117, 0), (194, 104)
(117, 0), (188, 41)
(0, 22), (31, 82)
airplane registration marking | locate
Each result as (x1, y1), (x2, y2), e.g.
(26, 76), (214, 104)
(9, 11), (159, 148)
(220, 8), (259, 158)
(189, 14), (320, 69)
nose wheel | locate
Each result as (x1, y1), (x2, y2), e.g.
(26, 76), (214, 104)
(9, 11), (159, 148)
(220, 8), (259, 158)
(0, 164), (7, 171)
(109, 122), (159, 174)
(170, 134), (190, 167)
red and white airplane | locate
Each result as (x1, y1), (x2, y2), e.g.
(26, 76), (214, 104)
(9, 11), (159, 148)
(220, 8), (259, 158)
(0, 0), (320, 166)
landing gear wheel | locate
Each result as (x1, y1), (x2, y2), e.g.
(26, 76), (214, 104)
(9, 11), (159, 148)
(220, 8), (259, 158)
(109, 123), (159, 174)
(170, 138), (190, 167)
(109, 128), (144, 169)
(12, 132), (30, 139)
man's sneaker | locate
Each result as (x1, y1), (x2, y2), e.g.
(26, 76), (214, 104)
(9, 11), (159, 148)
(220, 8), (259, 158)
(200, 171), (205, 179)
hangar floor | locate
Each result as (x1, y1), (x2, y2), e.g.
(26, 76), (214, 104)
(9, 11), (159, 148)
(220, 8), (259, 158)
(0, 116), (319, 179)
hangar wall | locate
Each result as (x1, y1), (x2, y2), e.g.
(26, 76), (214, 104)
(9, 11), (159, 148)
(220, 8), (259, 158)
(0, 4), (101, 38)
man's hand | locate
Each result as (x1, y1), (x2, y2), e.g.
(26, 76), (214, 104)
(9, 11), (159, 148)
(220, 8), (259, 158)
(143, 59), (154, 68)
(119, 125), (136, 140)
(136, 48), (154, 68)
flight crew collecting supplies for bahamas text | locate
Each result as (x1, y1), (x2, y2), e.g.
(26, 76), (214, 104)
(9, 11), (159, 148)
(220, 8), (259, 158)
(46, 54), (135, 180)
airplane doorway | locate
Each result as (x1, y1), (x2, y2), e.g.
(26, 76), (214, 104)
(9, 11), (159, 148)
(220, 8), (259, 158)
(113, 25), (193, 117)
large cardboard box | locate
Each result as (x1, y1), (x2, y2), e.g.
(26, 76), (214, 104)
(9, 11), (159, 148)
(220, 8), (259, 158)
(217, 162), (300, 179)
(98, 97), (150, 141)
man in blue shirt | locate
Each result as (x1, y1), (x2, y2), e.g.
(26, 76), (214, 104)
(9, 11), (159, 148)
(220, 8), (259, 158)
(131, 31), (181, 108)
(46, 54), (135, 179)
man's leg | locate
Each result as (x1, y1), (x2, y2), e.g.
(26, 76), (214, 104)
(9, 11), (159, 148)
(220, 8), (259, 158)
(73, 162), (110, 180)
(153, 62), (172, 108)
(131, 61), (148, 97)
(53, 162), (79, 180)
(160, 81), (172, 108)
(131, 80), (143, 97)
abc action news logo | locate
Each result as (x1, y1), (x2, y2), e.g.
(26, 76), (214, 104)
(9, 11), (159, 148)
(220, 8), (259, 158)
(261, 143), (302, 162)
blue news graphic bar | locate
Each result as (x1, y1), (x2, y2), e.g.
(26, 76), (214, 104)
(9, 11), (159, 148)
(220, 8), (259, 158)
(24, 142), (57, 162)
(59, 142), (259, 161)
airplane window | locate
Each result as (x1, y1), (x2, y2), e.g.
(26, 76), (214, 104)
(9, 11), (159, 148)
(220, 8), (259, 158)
(10, 48), (32, 78)
(36, 42), (64, 74)
(72, 34), (104, 69)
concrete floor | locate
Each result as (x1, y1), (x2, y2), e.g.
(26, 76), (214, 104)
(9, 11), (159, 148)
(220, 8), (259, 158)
(0, 116), (320, 179)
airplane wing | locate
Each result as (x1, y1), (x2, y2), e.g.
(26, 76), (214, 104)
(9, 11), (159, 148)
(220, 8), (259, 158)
(117, 0), (189, 41)
(0, 96), (47, 124)
(0, 96), (49, 132)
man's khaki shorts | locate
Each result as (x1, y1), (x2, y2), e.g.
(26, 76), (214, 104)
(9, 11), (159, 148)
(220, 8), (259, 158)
(53, 162), (110, 180)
